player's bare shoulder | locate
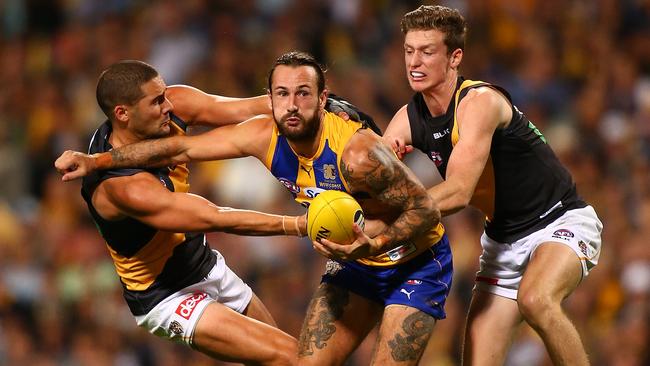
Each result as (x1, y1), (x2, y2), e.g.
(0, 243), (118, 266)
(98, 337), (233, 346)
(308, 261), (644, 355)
(459, 86), (512, 129)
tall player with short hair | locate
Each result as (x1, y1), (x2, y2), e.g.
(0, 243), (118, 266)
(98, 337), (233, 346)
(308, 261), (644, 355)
(379, 5), (603, 365)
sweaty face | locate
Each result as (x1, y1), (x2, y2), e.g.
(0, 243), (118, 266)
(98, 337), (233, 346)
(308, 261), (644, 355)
(269, 65), (326, 142)
(404, 29), (457, 92)
(127, 76), (173, 139)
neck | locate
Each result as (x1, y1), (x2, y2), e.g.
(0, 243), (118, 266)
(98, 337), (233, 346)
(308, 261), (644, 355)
(108, 121), (140, 148)
(421, 73), (458, 117)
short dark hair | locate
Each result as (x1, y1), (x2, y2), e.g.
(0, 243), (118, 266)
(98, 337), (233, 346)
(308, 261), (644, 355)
(400, 5), (467, 55)
(267, 51), (326, 93)
(96, 60), (159, 119)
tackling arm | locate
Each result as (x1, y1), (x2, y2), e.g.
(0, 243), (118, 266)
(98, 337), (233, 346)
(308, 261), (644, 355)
(96, 172), (306, 236)
(55, 116), (273, 181)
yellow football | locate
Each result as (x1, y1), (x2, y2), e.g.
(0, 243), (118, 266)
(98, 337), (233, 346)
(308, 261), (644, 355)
(307, 190), (365, 245)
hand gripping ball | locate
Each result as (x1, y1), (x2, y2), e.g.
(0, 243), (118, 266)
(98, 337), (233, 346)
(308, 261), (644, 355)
(307, 190), (365, 245)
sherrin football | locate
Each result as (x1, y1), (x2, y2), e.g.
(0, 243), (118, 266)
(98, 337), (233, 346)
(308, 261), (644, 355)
(307, 190), (365, 245)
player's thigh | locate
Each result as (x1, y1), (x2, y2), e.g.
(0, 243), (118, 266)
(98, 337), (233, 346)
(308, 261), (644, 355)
(371, 305), (436, 366)
(519, 242), (583, 305)
(298, 283), (383, 366)
(193, 301), (297, 365)
(464, 290), (522, 366)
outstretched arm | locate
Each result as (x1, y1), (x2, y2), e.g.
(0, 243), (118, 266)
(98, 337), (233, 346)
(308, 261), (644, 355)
(315, 130), (439, 260)
(95, 172), (306, 236)
(167, 85), (270, 127)
(55, 115), (273, 181)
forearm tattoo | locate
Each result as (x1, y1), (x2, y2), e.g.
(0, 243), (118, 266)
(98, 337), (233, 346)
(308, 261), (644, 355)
(109, 138), (177, 168)
(387, 311), (436, 361)
(298, 285), (350, 357)
(341, 142), (435, 247)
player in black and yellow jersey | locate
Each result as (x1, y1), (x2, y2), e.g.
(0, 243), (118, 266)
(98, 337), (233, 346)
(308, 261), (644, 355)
(54, 52), (452, 366)
(382, 5), (603, 366)
(56, 60), (302, 365)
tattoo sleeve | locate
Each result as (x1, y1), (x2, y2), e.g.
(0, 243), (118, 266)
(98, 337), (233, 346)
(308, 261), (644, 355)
(298, 284), (350, 357)
(387, 311), (436, 361)
(108, 137), (184, 169)
(340, 142), (437, 249)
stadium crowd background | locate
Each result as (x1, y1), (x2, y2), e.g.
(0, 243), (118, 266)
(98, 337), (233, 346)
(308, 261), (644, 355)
(0, 0), (648, 365)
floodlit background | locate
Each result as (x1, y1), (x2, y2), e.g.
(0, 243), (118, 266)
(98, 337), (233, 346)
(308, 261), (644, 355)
(0, 0), (648, 365)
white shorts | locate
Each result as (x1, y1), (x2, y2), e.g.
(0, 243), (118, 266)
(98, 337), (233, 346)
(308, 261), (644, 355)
(134, 250), (252, 346)
(475, 206), (602, 299)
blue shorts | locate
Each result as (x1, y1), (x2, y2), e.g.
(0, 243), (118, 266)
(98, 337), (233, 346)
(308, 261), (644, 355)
(321, 234), (453, 319)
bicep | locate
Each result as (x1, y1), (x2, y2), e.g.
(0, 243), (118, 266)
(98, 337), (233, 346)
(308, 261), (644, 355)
(168, 85), (270, 126)
(103, 174), (218, 232)
(445, 90), (505, 188)
(184, 116), (271, 161)
(342, 134), (427, 209)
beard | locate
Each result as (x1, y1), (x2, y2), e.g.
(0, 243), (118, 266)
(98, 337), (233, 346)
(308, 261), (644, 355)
(275, 111), (320, 142)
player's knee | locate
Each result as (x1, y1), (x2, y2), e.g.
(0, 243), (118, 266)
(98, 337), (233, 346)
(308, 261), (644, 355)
(517, 290), (559, 327)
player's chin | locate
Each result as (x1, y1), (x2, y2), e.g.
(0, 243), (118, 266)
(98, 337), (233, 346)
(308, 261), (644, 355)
(408, 80), (429, 92)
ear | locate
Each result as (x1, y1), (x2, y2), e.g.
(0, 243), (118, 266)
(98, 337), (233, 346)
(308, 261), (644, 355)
(319, 88), (329, 109)
(266, 90), (273, 110)
(450, 48), (463, 69)
(114, 105), (129, 123)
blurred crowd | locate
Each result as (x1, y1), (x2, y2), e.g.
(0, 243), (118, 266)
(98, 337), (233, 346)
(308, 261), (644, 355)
(0, 0), (648, 365)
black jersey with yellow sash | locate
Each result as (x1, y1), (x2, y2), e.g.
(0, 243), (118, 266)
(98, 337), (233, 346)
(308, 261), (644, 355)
(408, 77), (586, 243)
(81, 114), (216, 316)
(265, 111), (446, 266)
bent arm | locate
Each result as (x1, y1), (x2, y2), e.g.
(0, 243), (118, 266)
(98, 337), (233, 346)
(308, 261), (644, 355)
(342, 130), (439, 253)
(383, 105), (413, 159)
(428, 88), (510, 216)
(97, 173), (305, 236)
(167, 85), (270, 126)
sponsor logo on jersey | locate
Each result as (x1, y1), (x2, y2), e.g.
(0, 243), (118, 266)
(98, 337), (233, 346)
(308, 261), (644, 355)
(433, 128), (450, 140)
(169, 320), (184, 335)
(386, 242), (416, 261)
(406, 279), (422, 285)
(175, 292), (208, 320)
(578, 240), (588, 256)
(300, 165), (313, 177)
(430, 151), (443, 167)
(400, 288), (415, 299)
(552, 229), (574, 240)
(278, 177), (300, 194)
(304, 187), (326, 198)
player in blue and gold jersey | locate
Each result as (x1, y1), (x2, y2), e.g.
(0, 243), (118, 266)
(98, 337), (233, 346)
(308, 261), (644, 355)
(54, 52), (454, 366)
(55, 60), (302, 365)
(383, 5), (603, 366)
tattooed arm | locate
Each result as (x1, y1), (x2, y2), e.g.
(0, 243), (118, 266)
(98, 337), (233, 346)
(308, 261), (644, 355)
(55, 116), (273, 181)
(314, 129), (440, 260)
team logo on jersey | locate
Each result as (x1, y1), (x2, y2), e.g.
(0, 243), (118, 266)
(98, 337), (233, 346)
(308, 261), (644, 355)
(552, 229), (574, 241)
(578, 240), (588, 256)
(325, 260), (343, 276)
(406, 279), (422, 285)
(169, 320), (184, 335)
(323, 164), (337, 180)
(175, 292), (208, 320)
(278, 177), (300, 194)
(430, 151), (443, 167)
